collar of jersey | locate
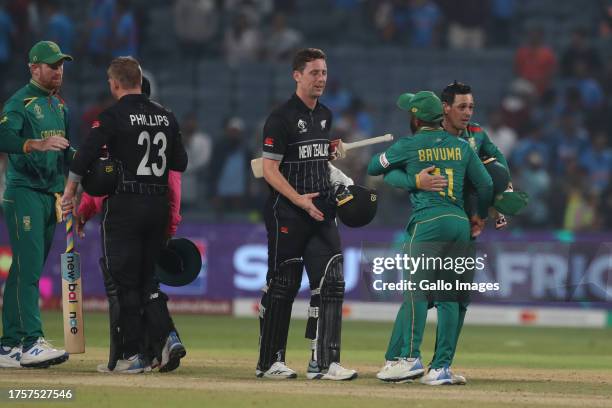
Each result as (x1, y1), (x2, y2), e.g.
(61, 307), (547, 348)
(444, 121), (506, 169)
(291, 93), (319, 112)
(119, 93), (147, 102)
(28, 79), (54, 96)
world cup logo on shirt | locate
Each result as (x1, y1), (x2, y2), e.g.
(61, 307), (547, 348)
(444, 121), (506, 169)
(297, 119), (307, 133)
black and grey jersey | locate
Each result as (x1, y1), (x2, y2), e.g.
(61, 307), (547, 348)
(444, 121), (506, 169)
(262, 94), (334, 216)
(70, 93), (188, 185)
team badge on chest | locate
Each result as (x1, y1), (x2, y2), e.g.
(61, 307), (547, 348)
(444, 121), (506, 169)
(297, 119), (307, 133)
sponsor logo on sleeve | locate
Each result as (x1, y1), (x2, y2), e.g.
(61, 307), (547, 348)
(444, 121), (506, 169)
(379, 153), (390, 168)
(264, 137), (274, 147)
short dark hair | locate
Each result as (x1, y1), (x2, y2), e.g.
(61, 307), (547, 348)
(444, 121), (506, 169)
(292, 48), (326, 72)
(107, 56), (142, 89)
(440, 81), (472, 105)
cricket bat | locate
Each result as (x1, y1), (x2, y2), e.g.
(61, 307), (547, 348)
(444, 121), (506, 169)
(61, 213), (85, 353)
(250, 133), (394, 178)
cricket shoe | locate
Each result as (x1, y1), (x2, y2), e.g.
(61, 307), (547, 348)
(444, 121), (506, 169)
(256, 361), (297, 379)
(0, 345), (22, 368)
(159, 331), (186, 373)
(376, 357), (424, 383)
(20, 338), (68, 368)
(97, 354), (146, 374)
(420, 366), (453, 385)
(307, 361), (358, 380)
(144, 357), (160, 372)
(451, 370), (467, 385)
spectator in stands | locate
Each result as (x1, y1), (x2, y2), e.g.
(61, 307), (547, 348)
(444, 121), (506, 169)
(320, 78), (352, 117)
(6, 0), (30, 56)
(561, 27), (602, 78)
(511, 123), (550, 170)
(551, 114), (590, 174)
(515, 151), (550, 227)
(42, 0), (75, 55)
(263, 12), (303, 61)
(570, 60), (605, 112)
(579, 130), (612, 193)
(408, 0), (442, 48)
(372, 0), (396, 42)
(209, 117), (251, 215)
(0, 2), (15, 99)
(599, 2), (612, 39)
(488, 0), (515, 47)
(112, 0), (138, 57)
(439, 0), (486, 50)
(80, 92), (114, 143)
(499, 78), (537, 134)
(531, 89), (558, 133)
(181, 113), (212, 209)
(598, 181), (612, 229)
(174, 0), (219, 59)
(223, 12), (262, 66)
(87, 0), (115, 63)
(514, 27), (557, 95)
(562, 160), (598, 231)
(484, 109), (517, 158)
(223, 0), (272, 26)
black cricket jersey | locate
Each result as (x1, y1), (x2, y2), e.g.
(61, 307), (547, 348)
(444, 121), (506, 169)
(262, 94), (335, 217)
(70, 93), (188, 186)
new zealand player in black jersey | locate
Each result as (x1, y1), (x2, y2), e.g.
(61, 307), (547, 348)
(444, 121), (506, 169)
(62, 57), (188, 373)
(256, 48), (357, 380)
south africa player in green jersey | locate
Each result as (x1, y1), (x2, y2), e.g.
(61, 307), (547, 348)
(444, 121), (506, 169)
(0, 41), (75, 369)
(367, 91), (493, 385)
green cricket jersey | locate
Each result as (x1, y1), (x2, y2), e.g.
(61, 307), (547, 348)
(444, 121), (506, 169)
(367, 128), (493, 218)
(384, 122), (509, 192)
(0, 80), (75, 192)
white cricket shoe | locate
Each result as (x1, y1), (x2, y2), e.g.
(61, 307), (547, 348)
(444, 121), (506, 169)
(20, 338), (68, 368)
(451, 371), (467, 385)
(376, 357), (425, 382)
(307, 361), (358, 380)
(420, 366), (453, 385)
(0, 345), (22, 368)
(97, 354), (146, 374)
(256, 361), (297, 379)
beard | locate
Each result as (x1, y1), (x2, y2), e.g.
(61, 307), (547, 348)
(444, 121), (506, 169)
(410, 118), (418, 134)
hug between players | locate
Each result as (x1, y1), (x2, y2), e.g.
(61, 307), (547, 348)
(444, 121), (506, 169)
(0, 41), (522, 385)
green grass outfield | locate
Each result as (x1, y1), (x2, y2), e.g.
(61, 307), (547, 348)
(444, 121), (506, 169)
(0, 311), (610, 408)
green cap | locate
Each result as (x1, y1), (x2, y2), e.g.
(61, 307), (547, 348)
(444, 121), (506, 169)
(28, 41), (73, 64)
(396, 90), (443, 122)
(494, 191), (529, 215)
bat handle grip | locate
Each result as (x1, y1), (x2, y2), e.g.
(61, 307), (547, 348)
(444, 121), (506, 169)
(65, 212), (74, 254)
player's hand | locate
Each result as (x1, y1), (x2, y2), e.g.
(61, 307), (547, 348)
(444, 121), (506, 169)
(60, 190), (76, 219)
(329, 139), (345, 160)
(417, 166), (448, 192)
(294, 192), (324, 221)
(495, 212), (508, 230)
(29, 136), (70, 152)
(75, 214), (87, 238)
(470, 215), (485, 238)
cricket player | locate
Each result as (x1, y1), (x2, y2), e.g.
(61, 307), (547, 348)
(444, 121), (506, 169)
(62, 57), (188, 373)
(256, 48), (357, 380)
(0, 41), (75, 369)
(367, 91), (493, 385)
(380, 81), (514, 384)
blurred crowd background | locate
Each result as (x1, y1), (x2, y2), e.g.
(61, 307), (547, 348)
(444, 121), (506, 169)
(0, 0), (611, 232)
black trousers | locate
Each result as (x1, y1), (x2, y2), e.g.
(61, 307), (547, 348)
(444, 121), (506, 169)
(101, 193), (172, 358)
(264, 196), (341, 292)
